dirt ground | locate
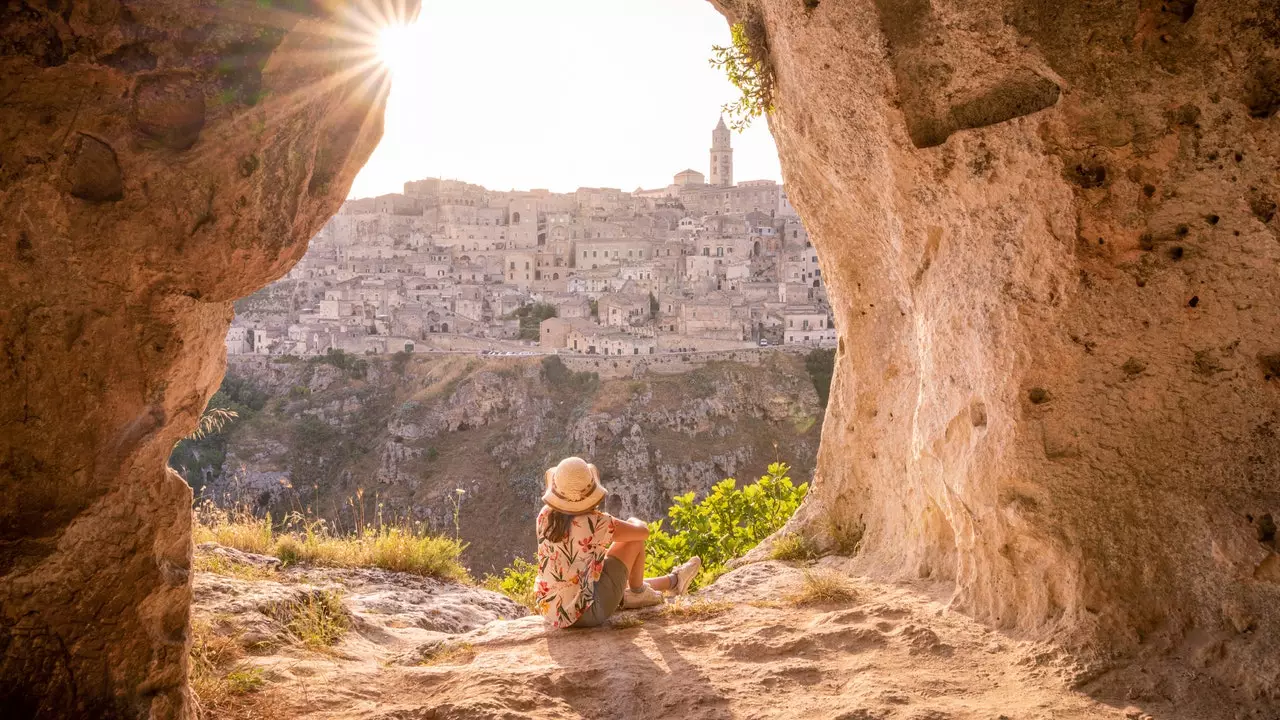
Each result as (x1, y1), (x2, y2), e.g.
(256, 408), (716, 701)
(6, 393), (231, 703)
(195, 555), (1200, 720)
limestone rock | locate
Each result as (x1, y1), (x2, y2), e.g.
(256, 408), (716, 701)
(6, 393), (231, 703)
(0, 3), (407, 717)
(711, 0), (1280, 706)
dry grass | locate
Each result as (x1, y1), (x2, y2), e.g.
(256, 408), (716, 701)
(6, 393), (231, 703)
(264, 590), (350, 650)
(417, 642), (477, 667)
(190, 618), (283, 719)
(193, 503), (469, 582)
(787, 569), (857, 606)
(609, 614), (646, 629)
(770, 533), (818, 562)
(275, 527), (469, 582)
(194, 515), (275, 556)
(194, 554), (278, 581)
(660, 600), (734, 621)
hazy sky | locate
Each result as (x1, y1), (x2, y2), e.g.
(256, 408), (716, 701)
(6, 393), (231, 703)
(348, 0), (783, 198)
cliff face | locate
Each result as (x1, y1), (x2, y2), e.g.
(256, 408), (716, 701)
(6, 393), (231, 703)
(715, 0), (1280, 701)
(188, 353), (825, 572)
(0, 3), (403, 716)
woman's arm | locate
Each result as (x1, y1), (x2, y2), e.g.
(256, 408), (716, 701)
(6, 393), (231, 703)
(610, 515), (650, 542)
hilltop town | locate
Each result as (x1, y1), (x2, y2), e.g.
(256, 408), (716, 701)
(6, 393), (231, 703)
(227, 118), (835, 358)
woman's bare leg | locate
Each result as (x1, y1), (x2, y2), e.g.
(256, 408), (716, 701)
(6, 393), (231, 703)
(606, 540), (673, 592)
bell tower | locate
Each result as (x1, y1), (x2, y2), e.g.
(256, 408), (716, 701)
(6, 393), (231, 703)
(709, 116), (733, 187)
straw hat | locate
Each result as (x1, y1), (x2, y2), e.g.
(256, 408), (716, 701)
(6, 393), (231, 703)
(543, 457), (607, 514)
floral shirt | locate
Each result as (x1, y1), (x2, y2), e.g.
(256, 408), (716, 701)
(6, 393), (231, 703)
(534, 507), (617, 628)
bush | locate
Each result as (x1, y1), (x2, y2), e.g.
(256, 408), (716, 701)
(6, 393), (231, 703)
(541, 355), (599, 392)
(513, 302), (558, 341)
(710, 21), (774, 131)
(313, 348), (368, 379)
(644, 462), (807, 587)
(481, 557), (537, 610)
(391, 349), (413, 375)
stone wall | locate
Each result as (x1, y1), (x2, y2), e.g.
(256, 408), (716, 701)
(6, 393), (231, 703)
(713, 0), (1280, 702)
(0, 3), (406, 717)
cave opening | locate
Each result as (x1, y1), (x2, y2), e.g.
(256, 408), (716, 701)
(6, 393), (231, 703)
(6, 0), (1280, 718)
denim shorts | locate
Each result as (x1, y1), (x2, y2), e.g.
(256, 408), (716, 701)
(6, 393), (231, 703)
(570, 556), (627, 628)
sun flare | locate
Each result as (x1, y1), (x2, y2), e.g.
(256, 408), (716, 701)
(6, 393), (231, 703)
(376, 23), (419, 74)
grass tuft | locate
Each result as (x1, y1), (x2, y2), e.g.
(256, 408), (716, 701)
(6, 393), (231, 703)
(223, 667), (266, 694)
(194, 554), (278, 581)
(770, 533), (818, 562)
(787, 569), (856, 606)
(660, 600), (734, 621)
(265, 590), (350, 649)
(609, 615), (646, 630)
(416, 642), (477, 666)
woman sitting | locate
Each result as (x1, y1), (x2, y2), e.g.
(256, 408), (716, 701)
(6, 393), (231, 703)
(534, 456), (701, 629)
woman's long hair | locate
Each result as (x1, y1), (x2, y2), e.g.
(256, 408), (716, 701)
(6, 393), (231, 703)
(541, 508), (574, 543)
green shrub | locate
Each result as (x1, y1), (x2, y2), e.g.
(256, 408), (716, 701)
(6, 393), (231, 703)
(512, 302), (558, 341)
(481, 557), (537, 610)
(391, 349), (413, 375)
(541, 355), (599, 392)
(644, 462), (807, 588)
(313, 348), (368, 379)
(710, 21), (774, 131)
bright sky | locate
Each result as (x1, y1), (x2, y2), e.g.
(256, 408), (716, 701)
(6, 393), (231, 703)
(349, 0), (783, 198)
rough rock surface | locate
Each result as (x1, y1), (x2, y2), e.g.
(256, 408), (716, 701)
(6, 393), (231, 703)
(710, 0), (1280, 706)
(184, 352), (824, 572)
(0, 3), (404, 717)
(195, 558), (1156, 720)
(193, 545), (523, 656)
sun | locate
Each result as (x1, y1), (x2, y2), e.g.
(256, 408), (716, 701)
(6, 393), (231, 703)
(376, 23), (419, 74)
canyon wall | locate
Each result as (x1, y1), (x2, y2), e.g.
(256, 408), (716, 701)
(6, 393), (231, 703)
(184, 352), (825, 572)
(715, 0), (1280, 701)
(0, 2), (404, 716)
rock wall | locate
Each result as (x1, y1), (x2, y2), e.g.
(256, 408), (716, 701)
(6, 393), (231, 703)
(716, 0), (1280, 701)
(0, 3), (404, 717)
